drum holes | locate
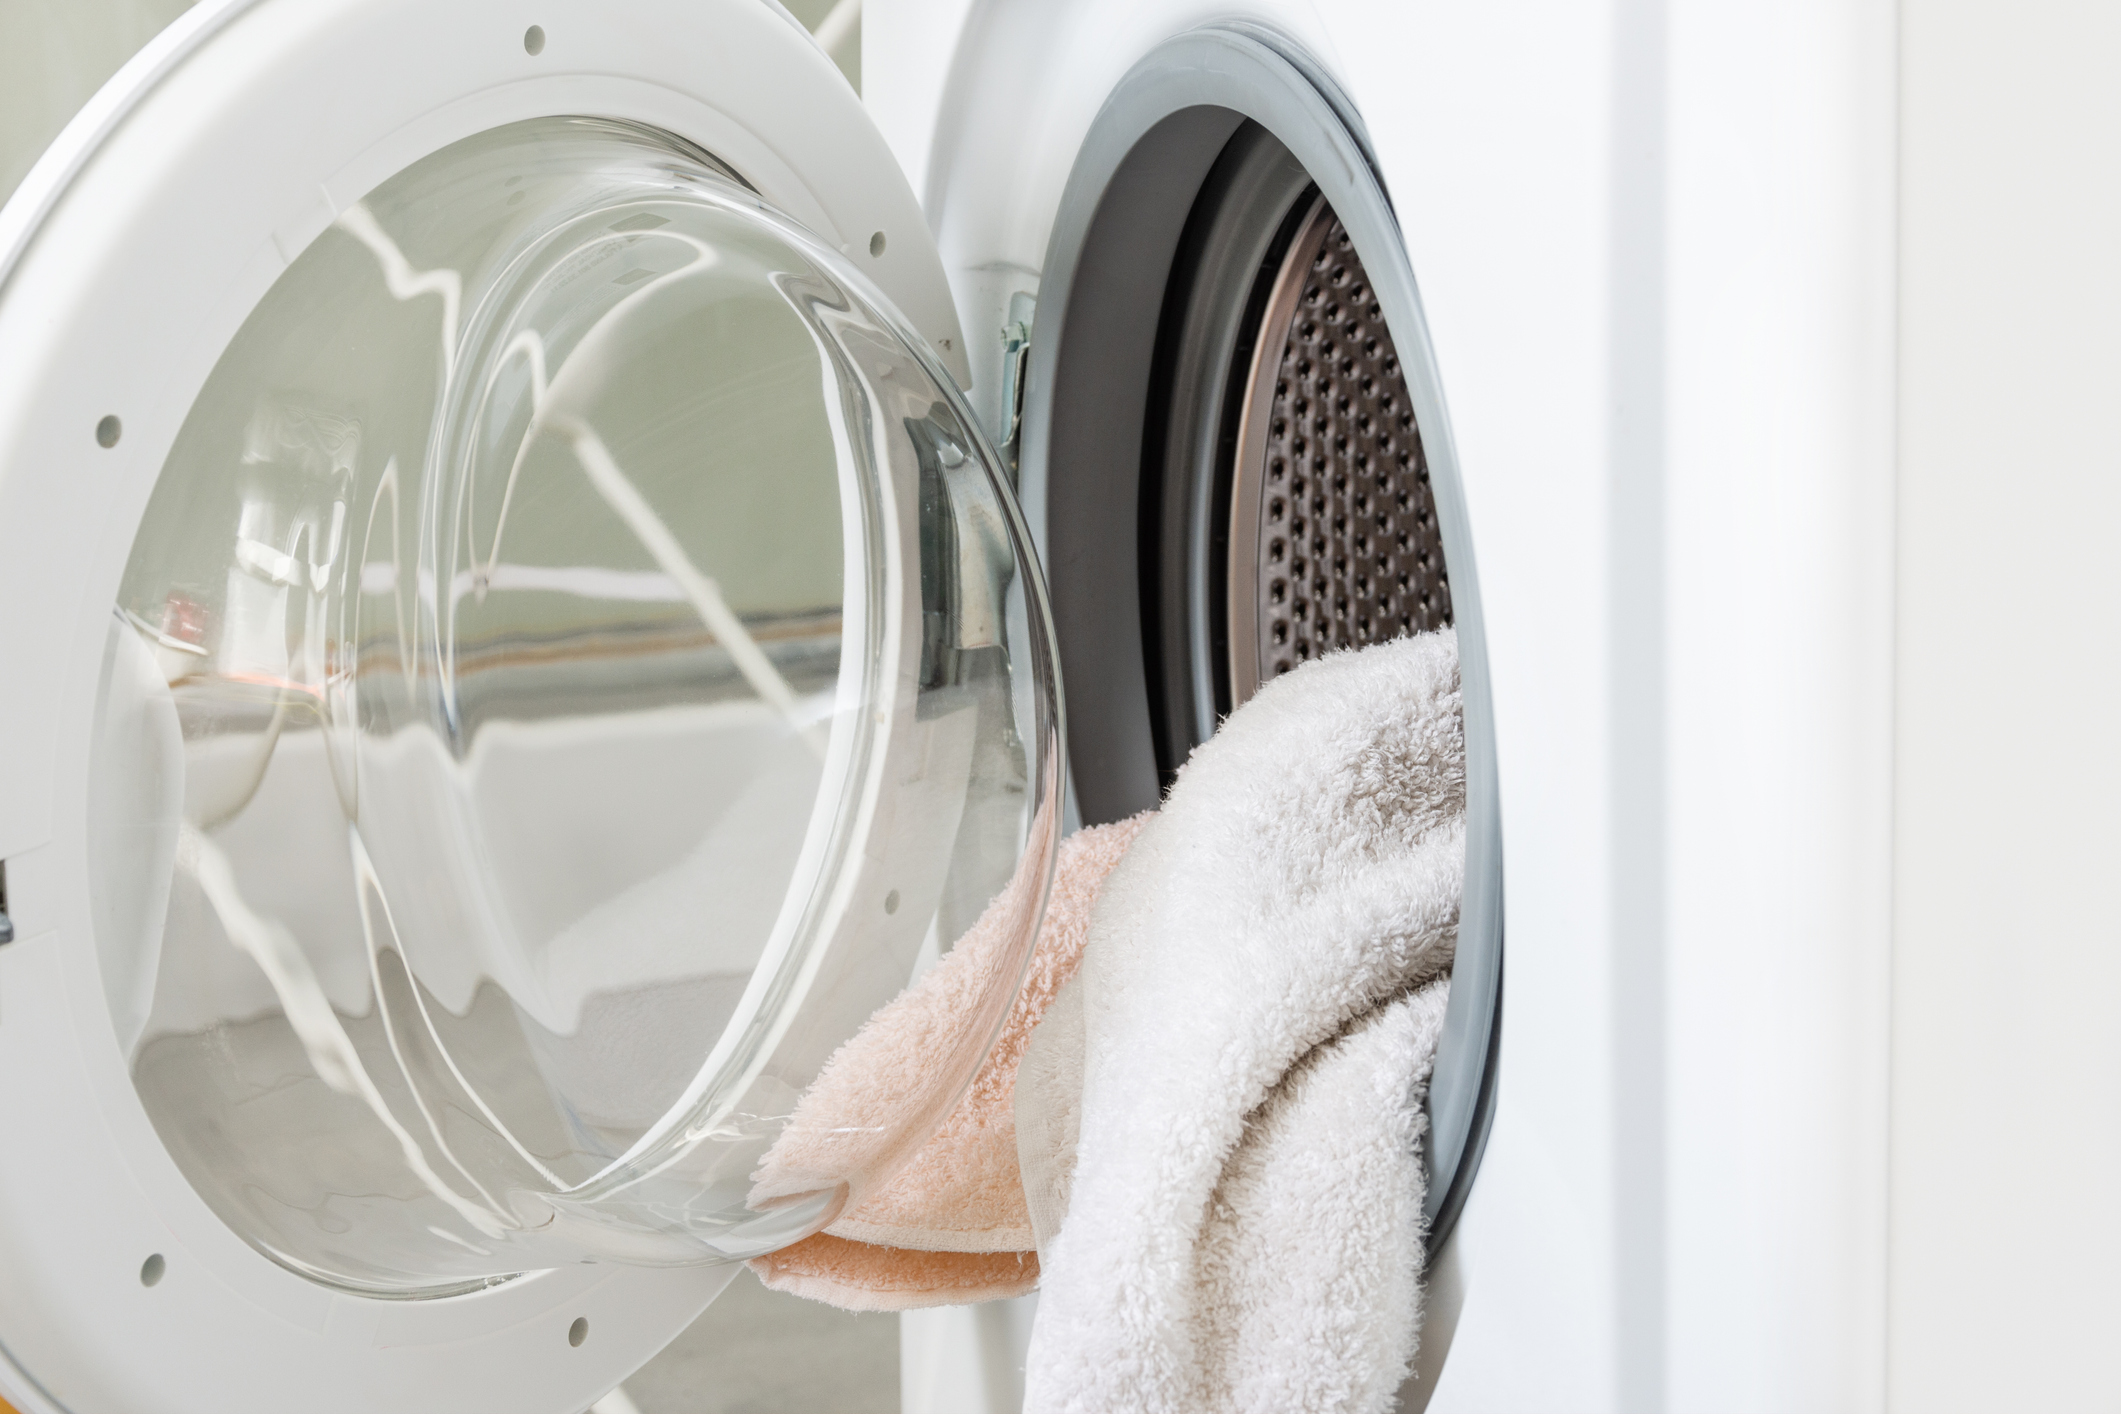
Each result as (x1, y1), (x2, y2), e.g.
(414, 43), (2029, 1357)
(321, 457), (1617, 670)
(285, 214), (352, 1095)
(568, 1316), (589, 1347)
(140, 1253), (165, 1287)
(523, 25), (546, 55)
(868, 231), (887, 258)
(883, 889), (900, 915)
(96, 415), (121, 448)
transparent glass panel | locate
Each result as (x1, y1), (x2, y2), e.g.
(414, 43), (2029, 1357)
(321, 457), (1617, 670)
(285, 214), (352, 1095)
(87, 117), (1060, 1296)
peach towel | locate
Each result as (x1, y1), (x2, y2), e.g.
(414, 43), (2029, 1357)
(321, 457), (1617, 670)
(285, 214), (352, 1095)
(747, 812), (1151, 1311)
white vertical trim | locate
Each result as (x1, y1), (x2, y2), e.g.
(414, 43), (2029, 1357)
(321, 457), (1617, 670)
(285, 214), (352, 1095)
(1662, 0), (1897, 1407)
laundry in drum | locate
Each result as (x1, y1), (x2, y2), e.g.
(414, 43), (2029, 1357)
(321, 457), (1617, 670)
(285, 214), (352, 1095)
(86, 116), (1061, 1298)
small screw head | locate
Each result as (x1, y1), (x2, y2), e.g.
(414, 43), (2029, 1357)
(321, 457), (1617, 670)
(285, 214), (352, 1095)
(523, 25), (546, 54)
(868, 231), (887, 258)
(140, 1253), (166, 1287)
(96, 415), (121, 447)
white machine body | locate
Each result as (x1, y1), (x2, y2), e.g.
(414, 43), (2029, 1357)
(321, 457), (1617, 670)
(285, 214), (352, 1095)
(869, 2), (1893, 1411)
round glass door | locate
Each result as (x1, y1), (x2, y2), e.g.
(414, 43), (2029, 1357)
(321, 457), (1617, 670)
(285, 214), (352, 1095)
(86, 116), (1060, 1297)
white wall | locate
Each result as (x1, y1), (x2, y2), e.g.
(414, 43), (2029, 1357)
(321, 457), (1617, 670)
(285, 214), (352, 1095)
(1891, 1), (2121, 1408)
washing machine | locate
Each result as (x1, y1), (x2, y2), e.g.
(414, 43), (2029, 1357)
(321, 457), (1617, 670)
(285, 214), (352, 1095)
(0, 0), (1899, 1410)
(885, 3), (1894, 1409)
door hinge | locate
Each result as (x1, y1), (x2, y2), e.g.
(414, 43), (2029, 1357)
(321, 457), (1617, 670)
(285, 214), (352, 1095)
(998, 293), (1035, 483)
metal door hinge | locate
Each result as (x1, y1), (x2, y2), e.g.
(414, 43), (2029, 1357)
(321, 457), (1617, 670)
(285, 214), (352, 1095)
(998, 293), (1035, 483)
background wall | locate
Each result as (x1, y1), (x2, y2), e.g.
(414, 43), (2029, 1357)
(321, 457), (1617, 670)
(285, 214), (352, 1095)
(781, 0), (862, 91)
(0, 0), (858, 211)
(1891, 0), (2121, 1408)
(0, 0), (198, 209)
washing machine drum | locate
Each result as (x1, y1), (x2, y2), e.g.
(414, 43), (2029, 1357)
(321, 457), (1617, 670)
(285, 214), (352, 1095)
(0, 3), (1054, 1408)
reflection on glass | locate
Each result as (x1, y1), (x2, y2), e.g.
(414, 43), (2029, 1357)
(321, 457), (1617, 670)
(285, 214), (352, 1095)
(87, 118), (1060, 1296)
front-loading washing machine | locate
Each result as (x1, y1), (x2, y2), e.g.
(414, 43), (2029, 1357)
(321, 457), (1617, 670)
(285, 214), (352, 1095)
(876, 4), (1895, 1410)
(0, 1), (1502, 1409)
(0, 0), (1899, 1410)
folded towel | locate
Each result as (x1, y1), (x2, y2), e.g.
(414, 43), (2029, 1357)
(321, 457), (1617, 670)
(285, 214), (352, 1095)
(747, 813), (1150, 1310)
(1018, 630), (1464, 1414)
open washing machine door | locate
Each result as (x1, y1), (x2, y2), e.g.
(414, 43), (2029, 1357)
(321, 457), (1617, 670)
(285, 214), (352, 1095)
(0, 3), (1059, 1410)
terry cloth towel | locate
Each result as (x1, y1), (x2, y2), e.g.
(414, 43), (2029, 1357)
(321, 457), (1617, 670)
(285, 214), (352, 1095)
(746, 812), (1151, 1311)
(1017, 629), (1465, 1414)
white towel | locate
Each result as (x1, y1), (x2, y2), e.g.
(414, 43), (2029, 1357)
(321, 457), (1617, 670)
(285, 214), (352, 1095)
(1017, 630), (1464, 1414)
